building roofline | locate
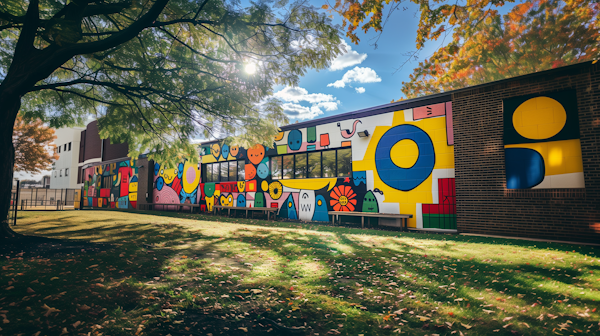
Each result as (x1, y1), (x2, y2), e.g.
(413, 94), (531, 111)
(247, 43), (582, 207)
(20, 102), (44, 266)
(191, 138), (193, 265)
(198, 60), (596, 146)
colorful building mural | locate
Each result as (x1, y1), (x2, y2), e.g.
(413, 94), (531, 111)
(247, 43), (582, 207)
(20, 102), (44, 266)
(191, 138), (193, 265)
(152, 160), (200, 210)
(503, 90), (584, 189)
(198, 102), (456, 229)
(82, 159), (138, 209)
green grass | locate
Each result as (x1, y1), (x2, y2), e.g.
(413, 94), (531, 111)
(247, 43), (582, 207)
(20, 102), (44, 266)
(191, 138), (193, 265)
(1, 210), (599, 336)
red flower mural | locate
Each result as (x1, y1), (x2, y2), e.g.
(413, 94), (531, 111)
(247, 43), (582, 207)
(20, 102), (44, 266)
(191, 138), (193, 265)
(330, 185), (357, 212)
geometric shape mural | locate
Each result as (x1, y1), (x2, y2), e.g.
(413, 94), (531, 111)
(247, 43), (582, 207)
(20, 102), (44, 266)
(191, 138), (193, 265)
(503, 90), (584, 189)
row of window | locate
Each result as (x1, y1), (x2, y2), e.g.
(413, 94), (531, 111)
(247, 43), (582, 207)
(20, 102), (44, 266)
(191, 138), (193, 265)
(53, 168), (69, 178)
(202, 148), (352, 182)
(56, 142), (72, 154)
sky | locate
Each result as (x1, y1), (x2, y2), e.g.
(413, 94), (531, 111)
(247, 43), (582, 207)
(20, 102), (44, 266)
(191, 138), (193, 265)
(271, 0), (450, 123)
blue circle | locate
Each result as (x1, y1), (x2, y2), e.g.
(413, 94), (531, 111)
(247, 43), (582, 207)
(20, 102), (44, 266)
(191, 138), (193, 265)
(375, 124), (435, 191)
(154, 162), (160, 176)
(156, 176), (165, 191)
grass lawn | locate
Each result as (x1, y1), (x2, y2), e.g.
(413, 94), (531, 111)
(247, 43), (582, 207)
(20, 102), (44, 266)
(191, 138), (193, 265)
(1, 210), (599, 336)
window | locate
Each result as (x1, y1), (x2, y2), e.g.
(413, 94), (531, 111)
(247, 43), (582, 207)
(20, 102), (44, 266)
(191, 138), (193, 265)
(237, 160), (245, 181)
(68, 142), (72, 151)
(322, 150), (336, 177)
(271, 156), (282, 180)
(294, 153), (307, 179)
(65, 168), (69, 176)
(64, 144), (67, 151)
(57, 146), (61, 154)
(59, 169), (63, 177)
(219, 162), (228, 182)
(54, 171), (57, 178)
(308, 152), (321, 178)
(229, 161), (237, 181)
(102, 176), (111, 188)
(337, 148), (352, 177)
(282, 155), (294, 179)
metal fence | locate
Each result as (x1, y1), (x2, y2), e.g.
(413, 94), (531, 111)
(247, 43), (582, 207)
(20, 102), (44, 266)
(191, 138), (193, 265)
(14, 188), (77, 210)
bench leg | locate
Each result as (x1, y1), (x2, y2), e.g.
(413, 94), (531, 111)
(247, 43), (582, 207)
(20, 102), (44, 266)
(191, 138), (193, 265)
(361, 216), (364, 229)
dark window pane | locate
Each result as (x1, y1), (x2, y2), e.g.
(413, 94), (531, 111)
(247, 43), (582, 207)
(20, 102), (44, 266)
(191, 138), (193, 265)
(271, 157), (282, 180)
(220, 162), (228, 181)
(237, 160), (245, 181)
(229, 161), (237, 181)
(68, 142), (72, 151)
(308, 152), (321, 178)
(337, 148), (352, 177)
(283, 155), (294, 179)
(213, 164), (219, 182)
(322, 151), (336, 177)
(294, 154), (307, 179)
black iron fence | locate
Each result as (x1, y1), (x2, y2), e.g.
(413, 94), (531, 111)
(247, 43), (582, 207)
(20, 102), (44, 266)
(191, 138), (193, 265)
(8, 180), (19, 225)
(14, 188), (77, 210)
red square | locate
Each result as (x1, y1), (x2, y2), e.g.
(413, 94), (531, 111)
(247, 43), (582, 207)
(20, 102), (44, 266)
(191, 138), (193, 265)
(246, 180), (257, 192)
(100, 188), (110, 198)
(92, 198), (98, 207)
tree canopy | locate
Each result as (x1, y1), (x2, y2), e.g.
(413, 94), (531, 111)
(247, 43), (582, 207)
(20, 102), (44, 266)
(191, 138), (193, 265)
(401, 0), (600, 98)
(327, 0), (599, 98)
(13, 116), (58, 174)
(0, 0), (341, 165)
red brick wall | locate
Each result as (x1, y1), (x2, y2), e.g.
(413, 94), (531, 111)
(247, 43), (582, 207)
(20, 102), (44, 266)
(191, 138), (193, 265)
(452, 62), (600, 244)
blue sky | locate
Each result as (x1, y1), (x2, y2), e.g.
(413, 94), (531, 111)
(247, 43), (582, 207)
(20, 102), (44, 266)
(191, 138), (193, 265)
(272, 0), (451, 122)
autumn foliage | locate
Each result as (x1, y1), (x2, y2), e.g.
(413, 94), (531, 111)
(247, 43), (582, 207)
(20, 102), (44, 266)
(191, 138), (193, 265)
(13, 116), (58, 174)
(328, 0), (599, 98)
(401, 0), (600, 98)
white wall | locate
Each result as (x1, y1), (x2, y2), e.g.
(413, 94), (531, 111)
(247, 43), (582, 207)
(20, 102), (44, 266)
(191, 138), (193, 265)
(49, 127), (84, 189)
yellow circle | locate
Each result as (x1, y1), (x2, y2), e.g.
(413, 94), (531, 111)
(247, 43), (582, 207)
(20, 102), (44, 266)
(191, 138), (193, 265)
(288, 202), (292, 207)
(338, 195), (349, 206)
(317, 199), (322, 206)
(261, 180), (269, 191)
(390, 139), (419, 169)
(512, 97), (566, 140)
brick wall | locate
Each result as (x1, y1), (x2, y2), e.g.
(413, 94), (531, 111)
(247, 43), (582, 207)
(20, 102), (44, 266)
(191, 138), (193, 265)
(83, 121), (101, 162)
(102, 139), (129, 161)
(452, 62), (600, 244)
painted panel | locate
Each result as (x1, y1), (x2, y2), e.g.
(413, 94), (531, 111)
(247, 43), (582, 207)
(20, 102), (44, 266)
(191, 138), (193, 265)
(152, 160), (200, 211)
(84, 159), (138, 209)
(503, 90), (584, 189)
(196, 102), (456, 228)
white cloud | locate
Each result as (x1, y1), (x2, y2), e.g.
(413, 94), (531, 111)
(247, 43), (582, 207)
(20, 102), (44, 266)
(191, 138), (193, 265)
(273, 86), (335, 104)
(355, 87), (366, 94)
(329, 40), (368, 71)
(273, 86), (340, 120)
(327, 66), (382, 88)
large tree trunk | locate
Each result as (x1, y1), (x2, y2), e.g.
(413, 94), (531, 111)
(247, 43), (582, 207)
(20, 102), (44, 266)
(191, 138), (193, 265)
(0, 91), (21, 239)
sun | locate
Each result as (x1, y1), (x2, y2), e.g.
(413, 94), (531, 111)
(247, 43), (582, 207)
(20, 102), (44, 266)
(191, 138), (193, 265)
(245, 63), (257, 75)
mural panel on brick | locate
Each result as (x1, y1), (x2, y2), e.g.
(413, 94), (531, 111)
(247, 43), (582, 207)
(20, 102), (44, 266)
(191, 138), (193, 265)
(83, 159), (138, 209)
(152, 160), (200, 211)
(198, 102), (456, 229)
(503, 90), (584, 189)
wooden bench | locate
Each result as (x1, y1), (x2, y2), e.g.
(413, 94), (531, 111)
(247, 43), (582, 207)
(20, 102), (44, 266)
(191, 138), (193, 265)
(328, 211), (413, 230)
(139, 203), (200, 213)
(213, 205), (278, 220)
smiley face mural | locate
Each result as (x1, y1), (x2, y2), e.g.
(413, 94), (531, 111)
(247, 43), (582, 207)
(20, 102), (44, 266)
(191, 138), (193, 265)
(193, 100), (456, 229)
(151, 159), (201, 211)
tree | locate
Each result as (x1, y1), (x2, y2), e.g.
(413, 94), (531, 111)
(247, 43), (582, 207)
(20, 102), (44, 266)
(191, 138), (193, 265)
(13, 115), (59, 174)
(328, 0), (599, 98)
(401, 0), (600, 98)
(0, 0), (341, 235)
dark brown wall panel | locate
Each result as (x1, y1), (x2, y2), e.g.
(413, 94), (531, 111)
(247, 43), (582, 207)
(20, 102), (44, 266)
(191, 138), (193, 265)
(84, 121), (101, 162)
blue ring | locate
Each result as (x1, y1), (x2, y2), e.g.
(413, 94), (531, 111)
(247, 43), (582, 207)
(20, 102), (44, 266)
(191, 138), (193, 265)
(375, 124), (435, 191)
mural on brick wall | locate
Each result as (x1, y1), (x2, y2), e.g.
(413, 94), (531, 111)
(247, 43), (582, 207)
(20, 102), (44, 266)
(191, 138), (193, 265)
(82, 159), (138, 209)
(503, 90), (584, 189)
(152, 160), (200, 210)
(198, 102), (456, 229)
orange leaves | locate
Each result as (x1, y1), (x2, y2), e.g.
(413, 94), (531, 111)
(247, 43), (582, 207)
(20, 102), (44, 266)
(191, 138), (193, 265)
(13, 116), (58, 174)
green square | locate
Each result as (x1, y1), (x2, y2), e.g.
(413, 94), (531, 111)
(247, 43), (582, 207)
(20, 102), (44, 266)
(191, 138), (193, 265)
(277, 145), (287, 154)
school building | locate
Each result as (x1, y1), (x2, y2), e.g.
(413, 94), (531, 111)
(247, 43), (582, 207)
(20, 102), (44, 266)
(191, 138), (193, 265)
(76, 61), (600, 244)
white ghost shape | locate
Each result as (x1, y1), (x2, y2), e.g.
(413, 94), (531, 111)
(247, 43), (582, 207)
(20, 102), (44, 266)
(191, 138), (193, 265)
(298, 190), (315, 221)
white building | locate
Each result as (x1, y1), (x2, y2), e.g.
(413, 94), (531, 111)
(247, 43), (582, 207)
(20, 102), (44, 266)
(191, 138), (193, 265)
(50, 127), (85, 189)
